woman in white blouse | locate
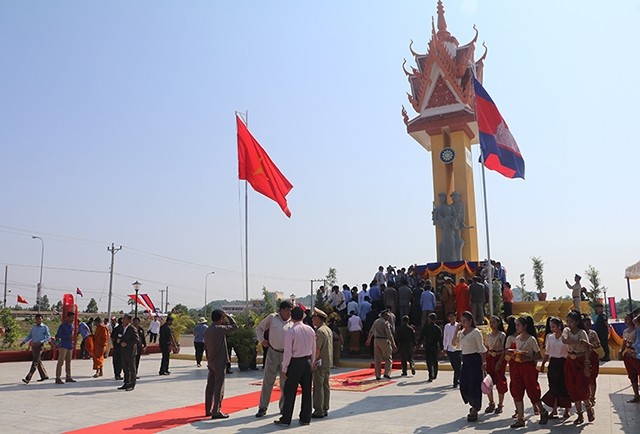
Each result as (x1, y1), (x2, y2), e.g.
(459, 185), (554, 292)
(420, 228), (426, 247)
(452, 311), (486, 422)
(539, 317), (571, 418)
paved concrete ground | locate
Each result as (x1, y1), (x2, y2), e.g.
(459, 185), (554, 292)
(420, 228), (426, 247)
(0, 352), (638, 433)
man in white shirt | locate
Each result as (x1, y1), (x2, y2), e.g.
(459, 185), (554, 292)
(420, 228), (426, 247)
(374, 266), (386, 287)
(442, 311), (462, 388)
(328, 286), (346, 312)
(358, 283), (369, 305)
(347, 298), (358, 320)
(148, 316), (161, 343)
(254, 301), (293, 418)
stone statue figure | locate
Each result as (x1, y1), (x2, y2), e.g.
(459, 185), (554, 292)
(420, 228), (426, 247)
(432, 193), (456, 262)
(450, 192), (466, 261)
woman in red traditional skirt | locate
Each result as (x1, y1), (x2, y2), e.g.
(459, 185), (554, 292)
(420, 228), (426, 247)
(620, 314), (640, 402)
(484, 315), (507, 414)
(582, 315), (602, 408)
(562, 310), (593, 424)
(540, 317), (571, 418)
(507, 315), (549, 428)
(503, 316), (518, 419)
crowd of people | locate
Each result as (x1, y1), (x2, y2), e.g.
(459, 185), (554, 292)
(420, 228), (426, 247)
(304, 264), (640, 428)
(19, 312), (179, 391)
(15, 262), (640, 429)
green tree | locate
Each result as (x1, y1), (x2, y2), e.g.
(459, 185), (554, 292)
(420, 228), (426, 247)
(531, 257), (544, 293)
(85, 298), (99, 313)
(32, 294), (51, 311)
(172, 303), (189, 315)
(519, 273), (526, 292)
(325, 267), (337, 289)
(0, 308), (19, 348)
(584, 265), (605, 310)
(615, 298), (640, 316)
(262, 286), (275, 315)
(54, 300), (62, 312)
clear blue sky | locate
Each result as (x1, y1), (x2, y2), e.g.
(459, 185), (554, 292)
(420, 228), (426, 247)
(2, 0), (639, 313)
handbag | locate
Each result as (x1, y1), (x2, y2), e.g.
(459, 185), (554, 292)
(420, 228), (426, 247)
(481, 374), (494, 395)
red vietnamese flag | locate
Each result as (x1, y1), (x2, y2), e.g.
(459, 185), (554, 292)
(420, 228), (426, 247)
(17, 295), (28, 304)
(237, 115), (293, 217)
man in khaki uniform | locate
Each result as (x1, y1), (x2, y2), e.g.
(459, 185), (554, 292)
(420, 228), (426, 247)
(254, 301), (293, 418)
(366, 309), (397, 380)
(311, 308), (333, 419)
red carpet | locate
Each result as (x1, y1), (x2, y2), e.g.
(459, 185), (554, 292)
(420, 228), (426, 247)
(250, 368), (394, 392)
(64, 369), (378, 434)
(64, 390), (279, 434)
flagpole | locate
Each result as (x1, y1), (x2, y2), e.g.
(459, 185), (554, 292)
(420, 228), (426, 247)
(244, 111), (250, 318)
(480, 152), (494, 317)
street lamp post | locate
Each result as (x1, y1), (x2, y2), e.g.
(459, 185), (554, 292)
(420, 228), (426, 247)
(32, 236), (44, 313)
(204, 272), (215, 319)
(132, 281), (141, 318)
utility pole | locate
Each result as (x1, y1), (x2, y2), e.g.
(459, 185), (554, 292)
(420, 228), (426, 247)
(310, 279), (324, 307)
(3, 265), (7, 309)
(165, 285), (169, 313)
(159, 288), (165, 314)
(107, 243), (122, 321)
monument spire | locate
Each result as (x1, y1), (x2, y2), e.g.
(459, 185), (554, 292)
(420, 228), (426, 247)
(436, 0), (450, 38)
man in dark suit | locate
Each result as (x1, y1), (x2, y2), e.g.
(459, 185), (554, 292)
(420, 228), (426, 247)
(204, 310), (238, 419)
(118, 315), (139, 391)
(133, 316), (146, 376)
(111, 317), (123, 380)
(159, 316), (175, 375)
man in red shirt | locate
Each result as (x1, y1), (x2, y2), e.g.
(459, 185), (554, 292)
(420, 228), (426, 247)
(454, 278), (471, 320)
(502, 282), (513, 317)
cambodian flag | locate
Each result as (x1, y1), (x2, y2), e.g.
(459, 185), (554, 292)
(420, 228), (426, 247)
(473, 78), (525, 179)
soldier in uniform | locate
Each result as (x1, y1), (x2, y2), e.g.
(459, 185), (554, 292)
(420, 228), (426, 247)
(311, 308), (333, 419)
(365, 309), (397, 380)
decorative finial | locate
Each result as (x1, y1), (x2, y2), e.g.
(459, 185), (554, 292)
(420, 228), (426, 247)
(402, 59), (411, 76)
(436, 0), (450, 37)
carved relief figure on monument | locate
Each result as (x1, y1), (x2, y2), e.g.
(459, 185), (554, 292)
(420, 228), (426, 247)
(432, 193), (456, 262)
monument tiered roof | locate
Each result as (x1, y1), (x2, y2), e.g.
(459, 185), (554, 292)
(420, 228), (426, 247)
(402, 0), (486, 150)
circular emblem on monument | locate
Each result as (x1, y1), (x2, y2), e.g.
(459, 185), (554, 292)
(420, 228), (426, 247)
(440, 147), (455, 164)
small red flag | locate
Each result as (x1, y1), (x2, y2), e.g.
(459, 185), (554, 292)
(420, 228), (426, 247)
(76, 287), (84, 297)
(17, 295), (28, 304)
(237, 115), (293, 217)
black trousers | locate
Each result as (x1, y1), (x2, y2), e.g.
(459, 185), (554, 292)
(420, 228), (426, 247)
(80, 338), (88, 358)
(281, 357), (312, 424)
(160, 347), (170, 374)
(399, 343), (414, 374)
(447, 350), (462, 385)
(121, 351), (136, 388)
(425, 348), (439, 380)
(112, 347), (122, 377)
(148, 332), (157, 343)
(194, 342), (205, 365)
(503, 302), (513, 318)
